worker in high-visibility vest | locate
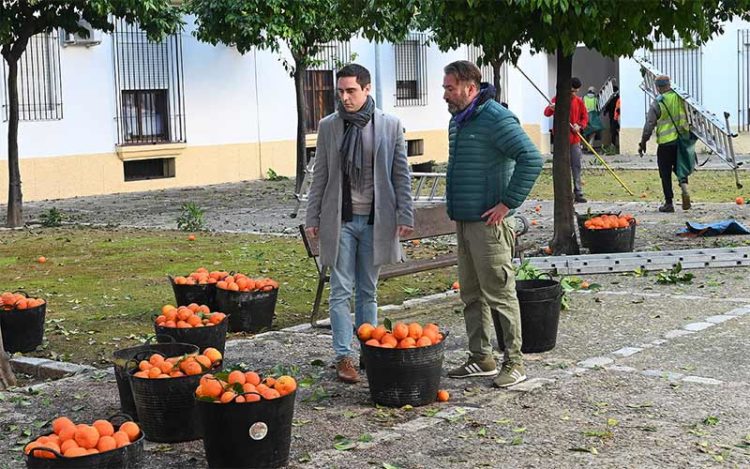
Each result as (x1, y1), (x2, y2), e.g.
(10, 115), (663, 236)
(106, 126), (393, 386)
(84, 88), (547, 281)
(638, 75), (691, 213)
(582, 86), (603, 150)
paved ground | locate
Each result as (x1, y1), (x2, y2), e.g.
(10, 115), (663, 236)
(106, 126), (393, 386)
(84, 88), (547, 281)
(1, 271), (749, 468)
(2, 166), (750, 468)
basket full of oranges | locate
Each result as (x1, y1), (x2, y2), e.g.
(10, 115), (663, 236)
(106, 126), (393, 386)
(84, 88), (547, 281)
(1, 291), (47, 353)
(578, 213), (637, 254)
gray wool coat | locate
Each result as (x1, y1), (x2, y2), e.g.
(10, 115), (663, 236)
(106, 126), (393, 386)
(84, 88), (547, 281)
(305, 108), (414, 267)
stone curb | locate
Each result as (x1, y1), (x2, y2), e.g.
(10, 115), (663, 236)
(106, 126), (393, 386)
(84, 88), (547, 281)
(10, 356), (97, 380)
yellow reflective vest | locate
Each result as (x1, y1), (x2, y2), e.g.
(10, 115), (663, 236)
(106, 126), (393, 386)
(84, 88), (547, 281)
(656, 91), (688, 145)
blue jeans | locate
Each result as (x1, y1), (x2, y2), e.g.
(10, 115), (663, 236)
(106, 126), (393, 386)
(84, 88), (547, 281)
(329, 215), (380, 360)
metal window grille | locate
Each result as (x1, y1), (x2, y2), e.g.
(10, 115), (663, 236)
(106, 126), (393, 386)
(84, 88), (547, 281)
(112, 18), (186, 145)
(304, 41), (350, 134)
(394, 32), (428, 106)
(739, 29), (750, 133)
(466, 45), (508, 103)
(2, 32), (63, 121)
(642, 36), (702, 113)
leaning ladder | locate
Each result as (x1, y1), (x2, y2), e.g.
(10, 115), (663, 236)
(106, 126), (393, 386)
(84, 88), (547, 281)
(596, 76), (619, 113)
(634, 57), (743, 188)
(291, 160), (447, 218)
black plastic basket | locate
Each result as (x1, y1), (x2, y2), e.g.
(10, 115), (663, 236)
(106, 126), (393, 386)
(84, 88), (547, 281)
(168, 275), (218, 311)
(214, 288), (277, 333)
(154, 317), (228, 355)
(584, 221), (636, 254)
(575, 211), (609, 249)
(1, 293), (46, 353)
(111, 338), (190, 421)
(494, 279), (562, 353)
(197, 391), (296, 468)
(127, 344), (214, 443)
(360, 333), (448, 407)
(25, 413), (144, 469)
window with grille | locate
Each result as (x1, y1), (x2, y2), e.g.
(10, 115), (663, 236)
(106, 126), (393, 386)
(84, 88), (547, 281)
(112, 19), (186, 145)
(643, 37), (702, 113)
(739, 30), (750, 133)
(304, 41), (351, 134)
(466, 45), (508, 103)
(394, 33), (428, 106)
(2, 32), (63, 121)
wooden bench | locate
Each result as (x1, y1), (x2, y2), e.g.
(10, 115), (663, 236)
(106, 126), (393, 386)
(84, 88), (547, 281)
(300, 205), (528, 326)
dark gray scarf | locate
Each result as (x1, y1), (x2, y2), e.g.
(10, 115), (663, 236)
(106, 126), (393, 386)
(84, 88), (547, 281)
(338, 95), (375, 191)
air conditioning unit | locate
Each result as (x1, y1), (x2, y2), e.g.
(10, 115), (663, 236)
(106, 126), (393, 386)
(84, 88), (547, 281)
(62, 20), (102, 47)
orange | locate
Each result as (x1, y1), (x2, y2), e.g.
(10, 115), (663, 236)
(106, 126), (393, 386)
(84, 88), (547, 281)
(58, 424), (76, 442)
(138, 360), (151, 372)
(148, 367), (162, 379)
(182, 360), (203, 376)
(96, 436), (117, 453)
(543, 246), (553, 255)
(73, 424), (99, 449)
(371, 325), (387, 341)
(242, 383), (257, 393)
(187, 315), (203, 327)
(60, 439), (78, 454)
(365, 338), (380, 347)
(52, 416), (75, 435)
(451, 281), (460, 290)
(204, 348), (222, 364)
(133, 370), (149, 379)
(397, 337), (416, 349)
(188, 234), (196, 241)
(245, 393), (261, 402)
(274, 375), (297, 396)
(244, 371), (261, 386)
(195, 354), (212, 370)
(407, 323), (423, 340)
(24, 441), (42, 456)
(416, 336), (432, 347)
(159, 361), (174, 374)
(202, 378), (224, 399)
(580, 281), (590, 289)
(86, 449), (99, 455)
(380, 334), (398, 348)
(119, 422), (140, 442)
(422, 328), (439, 344)
(357, 323), (375, 341)
(437, 390), (450, 402)
(64, 446), (88, 457)
(112, 431), (130, 448)
(392, 322), (409, 340)
(37, 256), (47, 264)
(228, 370), (246, 385)
(262, 388), (281, 400)
(92, 420), (114, 438)
(737, 196), (745, 205)
(220, 391), (237, 403)
(235, 395), (246, 403)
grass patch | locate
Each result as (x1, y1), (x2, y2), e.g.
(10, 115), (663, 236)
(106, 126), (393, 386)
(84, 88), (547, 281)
(0, 227), (455, 365)
(530, 169), (745, 202)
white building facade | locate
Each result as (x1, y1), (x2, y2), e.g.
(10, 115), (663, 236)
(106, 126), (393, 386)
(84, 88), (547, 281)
(1, 16), (749, 201)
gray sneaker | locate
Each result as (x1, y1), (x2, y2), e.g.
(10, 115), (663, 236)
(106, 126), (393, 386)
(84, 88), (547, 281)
(493, 362), (527, 388)
(448, 356), (498, 378)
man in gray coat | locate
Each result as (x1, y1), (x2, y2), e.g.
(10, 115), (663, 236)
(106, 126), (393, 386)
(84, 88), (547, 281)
(305, 64), (414, 383)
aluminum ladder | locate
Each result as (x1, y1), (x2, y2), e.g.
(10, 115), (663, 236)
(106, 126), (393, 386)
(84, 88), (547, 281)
(291, 161), (447, 218)
(596, 76), (619, 113)
(634, 57), (743, 188)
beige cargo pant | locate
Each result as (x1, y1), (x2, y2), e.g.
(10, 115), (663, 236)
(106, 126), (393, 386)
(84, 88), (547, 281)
(456, 217), (522, 364)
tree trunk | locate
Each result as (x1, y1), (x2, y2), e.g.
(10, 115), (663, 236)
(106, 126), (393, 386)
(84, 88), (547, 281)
(491, 59), (503, 103)
(550, 49), (580, 255)
(292, 56), (308, 194)
(5, 56), (23, 227)
(0, 324), (17, 390)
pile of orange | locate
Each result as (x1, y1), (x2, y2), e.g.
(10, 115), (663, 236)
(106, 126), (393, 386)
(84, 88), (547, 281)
(357, 322), (444, 349)
(216, 273), (279, 293)
(1, 292), (45, 311)
(583, 214), (635, 230)
(155, 303), (226, 329)
(195, 370), (297, 403)
(172, 267), (230, 286)
(132, 348), (222, 379)
(24, 417), (140, 459)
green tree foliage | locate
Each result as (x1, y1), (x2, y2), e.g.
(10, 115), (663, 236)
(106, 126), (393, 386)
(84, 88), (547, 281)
(1, 0), (182, 228)
(186, 0), (418, 191)
(421, 0), (750, 254)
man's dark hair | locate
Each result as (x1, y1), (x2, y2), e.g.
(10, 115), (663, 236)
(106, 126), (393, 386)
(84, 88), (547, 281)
(336, 64), (371, 88)
(444, 60), (482, 87)
(571, 77), (582, 89)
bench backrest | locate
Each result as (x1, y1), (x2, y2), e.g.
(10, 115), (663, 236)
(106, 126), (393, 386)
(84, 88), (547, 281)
(299, 204), (455, 258)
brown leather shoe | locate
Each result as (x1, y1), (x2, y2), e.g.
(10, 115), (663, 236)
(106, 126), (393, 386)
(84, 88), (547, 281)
(336, 357), (360, 383)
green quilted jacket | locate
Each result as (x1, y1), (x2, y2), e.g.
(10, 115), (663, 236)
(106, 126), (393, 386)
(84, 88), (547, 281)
(446, 100), (543, 221)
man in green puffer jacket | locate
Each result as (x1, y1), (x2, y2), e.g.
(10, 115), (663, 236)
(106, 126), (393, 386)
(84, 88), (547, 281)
(442, 60), (543, 388)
